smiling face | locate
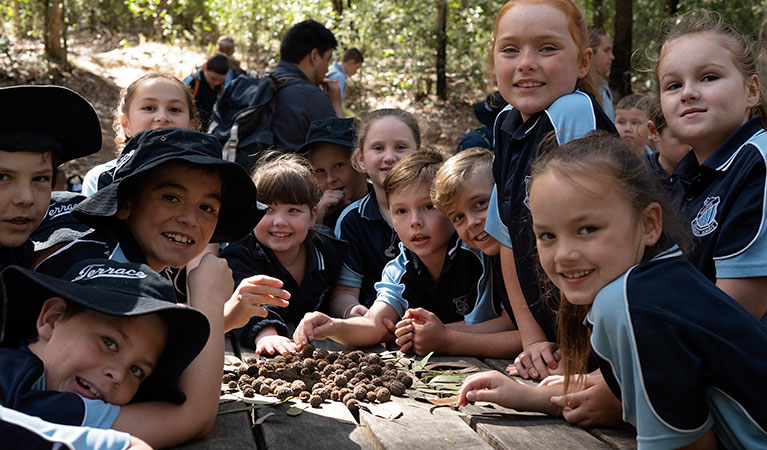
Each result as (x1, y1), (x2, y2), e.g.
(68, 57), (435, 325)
(530, 169), (659, 305)
(493, 3), (590, 122)
(658, 33), (760, 161)
(117, 162), (222, 271)
(443, 171), (500, 256)
(32, 299), (167, 406)
(254, 202), (316, 261)
(120, 78), (194, 139)
(308, 143), (367, 207)
(0, 150), (53, 247)
(615, 107), (650, 156)
(358, 117), (418, 189)
(389, 181), (454, 276)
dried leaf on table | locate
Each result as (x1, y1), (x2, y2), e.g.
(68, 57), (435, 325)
(254, 412), (277, 424)
(426, 395), (459, 406)
(360, 401), (403, 420)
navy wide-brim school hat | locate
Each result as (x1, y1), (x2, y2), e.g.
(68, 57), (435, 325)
(297, 117), (357, 154)
(0, 85), (102, 163)
(0, 259), (210, 405)
(73, 127), (262, 243)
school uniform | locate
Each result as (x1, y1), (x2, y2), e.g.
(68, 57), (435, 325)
(0, 241), (33, 270)
(485, 90), (617, 341)
(374, 234), (495, 324)
(184, 68), (223, 130)
(589, 247), (767, 449)
(672, 118), (767, 283)
(221, 230), (347, 346)
(643, 151), (679, 195)
(335, 189), (400, 307)
(0, 347), (120, 429)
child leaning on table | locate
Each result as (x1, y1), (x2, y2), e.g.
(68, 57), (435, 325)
(0, 258), (230, 449)
(293, 148), (489, 349)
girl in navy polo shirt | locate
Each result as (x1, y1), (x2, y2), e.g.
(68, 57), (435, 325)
(458, 133), (767, 448)
(657, 10), (767, 321)
(483, 0), (617, 381)
(221, 153), (346, 355)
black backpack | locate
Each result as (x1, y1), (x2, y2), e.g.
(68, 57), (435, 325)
(207, 72), (298, 172)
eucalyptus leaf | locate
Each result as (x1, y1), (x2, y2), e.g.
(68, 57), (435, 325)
(411, 351), (434, 372)
(286, 406), (305, 416)
(254, 412), (277, 424)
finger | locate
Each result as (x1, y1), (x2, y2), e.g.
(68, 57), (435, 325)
(395, 332), (413, 346)
(244, 274), (284, 288)
(538, 375), (564, 387)
(382, 317), (397, 333)
(505, 364), (519, 376)
(398, 340), (413, 354)
(394, 323), (414, 338)
(514, 356), (531, 379)
(553, 348), (562, 361)
(540, 346), (558, 369)
(532, 358), (549, 379)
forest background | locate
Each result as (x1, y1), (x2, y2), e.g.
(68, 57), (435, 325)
(1, 0), (766, 177)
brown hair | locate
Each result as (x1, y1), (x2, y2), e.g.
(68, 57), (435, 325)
(342, 48), (364, 63)
(529, 131), (691, 392)
(352, 108), (421, 173)
(489, 0), (599, 102)
(383, 147), (445, 202)
(616, 93), (651, 116)
(587, 27), (608, 50)
(655, 9), (767, 128)
(216, 35), (236, 56)
(431, 147), (493, 213)
(112, 73), (198, 151)
(252, 151), (319, 208)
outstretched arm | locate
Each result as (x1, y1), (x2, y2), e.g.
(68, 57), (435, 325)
(294, 301), (399, 348)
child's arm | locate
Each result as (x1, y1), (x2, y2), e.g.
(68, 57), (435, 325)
(395, 308), (522, 358)
(111, 254), (230, 448)
(456, 370), (562, 416)
(224, 275), (291, 332)
(547, 370), (623, 428)
(500, 245), (560, 379)
(254, 326), (297, 355)
(716, 277), (767, 319)
(327, 284), (368, 318)
(444, 309), (515, 333)
(293, 302), (399, 348)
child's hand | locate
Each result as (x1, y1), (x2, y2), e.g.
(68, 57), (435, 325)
(344, 303), (368, 318)
(224, 275), (291, 331)
(549, 370), (623, 428)
(187, 254), (233, 309)
(457, 370), (519, 408)
(128, 436), (154, 450)
(317, 189), (346, 220)
(507, 341), (561, 380)
(538, 375), (565, 387)
(394, 308), (445, 355)
(256, 334), (298, 355)
(293, 311), (336, 348)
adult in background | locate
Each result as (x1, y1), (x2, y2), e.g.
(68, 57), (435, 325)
(326, 48), (364, 104)
(588, 27), (615, 120)
(270, 20), (345, 152)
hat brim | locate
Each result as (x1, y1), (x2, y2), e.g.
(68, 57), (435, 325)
(74, 154), (262, 243)
(296, 137), (354, 155)
(0, 266), (209, 404)
(0, 86), (102, 163)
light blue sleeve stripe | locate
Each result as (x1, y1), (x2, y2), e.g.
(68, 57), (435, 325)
(546, 91), (598, 145)
(1, 405), (131, 450)
(81, 397), (121, 429)
(337, 264), (363, 288)
(463, 251), (501, 325)
(485, 184), (512, 248)
(372, 244), (409, 318)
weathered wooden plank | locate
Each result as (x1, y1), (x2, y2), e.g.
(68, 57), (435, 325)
(257, 400), (373, 450)
(169, 401), (256, 449)
(481, 358), (513, 375)
(589, 425), (637, 450)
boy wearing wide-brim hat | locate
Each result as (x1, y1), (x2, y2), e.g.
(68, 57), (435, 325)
(0, 85), (101, 269)
(0, 258), (227, 448)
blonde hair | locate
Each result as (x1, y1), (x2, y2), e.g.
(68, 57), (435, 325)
(351, 109), (421, 173)
(383, 147), (445, 202)
(431, 147), (493, 213)
(252, 151), (319, 208)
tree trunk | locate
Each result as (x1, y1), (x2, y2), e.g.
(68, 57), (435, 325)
(43, 0), (67, 65)
(611, 0), (632, 97)
(436, 0), (447, 100)
(593, 0), (604, 29)
(664, 0), (679, 15)
(332, 0), (343, 15)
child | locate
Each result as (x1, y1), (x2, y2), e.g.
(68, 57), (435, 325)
(34, 128), (260, 292)
(185, 54), (229, 130)
(293, 148), (487, 349)
(458, 132), (767, 448)
(330, 109), (420, 318)
(221, 153), (346, 355)
(0, 85), (101, 268)
(615, 94), (653, 156)
(325, 48), (364, 104)
(82, 73), (197, 196)
(1, 257), (232, 448)
(484, 0), (616, 380)
(393, 148), (521, 358)
(298, 117), (368, 229)
(643, 95), (691, 192)
(659, 10), (767, 319)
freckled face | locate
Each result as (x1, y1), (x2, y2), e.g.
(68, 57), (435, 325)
(0, 150), (53, 247)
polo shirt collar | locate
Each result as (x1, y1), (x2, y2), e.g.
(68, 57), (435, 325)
(678, 117), (764, 176)
(359, 187), (386, 222)
(499, 107), (542, 140)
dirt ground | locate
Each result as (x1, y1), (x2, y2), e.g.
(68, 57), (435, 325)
(0, 36), (483, 182)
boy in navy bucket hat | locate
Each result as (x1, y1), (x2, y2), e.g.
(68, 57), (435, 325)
(0, 258), (228, 448)
(0, 85), (101, 269)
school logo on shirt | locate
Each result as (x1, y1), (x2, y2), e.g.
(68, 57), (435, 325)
(691, 196), (720, 237)
(523, 175), (532, 210)
(452, 294), (472, 316)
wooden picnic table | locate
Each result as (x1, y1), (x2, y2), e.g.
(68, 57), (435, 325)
(172, 338), (637, 450)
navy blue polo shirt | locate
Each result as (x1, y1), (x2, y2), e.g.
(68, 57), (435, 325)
(0, 240), (33, 270)
(672, 118), (767, 281)
(374, 234), (486, 324)
(221, 230), (347, 346)
(335, 189), (400, 307)
(270, 61), (336, 152)
(643, 151), (681, 195)
(589, 248), (767, 449)
(0, 348), (120, 429)
(485, 91), (617, 342)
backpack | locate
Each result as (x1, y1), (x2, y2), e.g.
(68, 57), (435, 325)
(207, 72), (298, 173)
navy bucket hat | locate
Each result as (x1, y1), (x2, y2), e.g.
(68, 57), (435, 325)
(0, 259), (210, 404)
(297, 117), (357, 154)
(73, 128), (262, 243)
(31, 191), (93, 252)
(0, 85), (102, 163)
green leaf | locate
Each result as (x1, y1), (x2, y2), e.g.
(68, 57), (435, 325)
(411, 351), (434, 372)
(428, 374), (464, 384)
(286, 406), (305, 416)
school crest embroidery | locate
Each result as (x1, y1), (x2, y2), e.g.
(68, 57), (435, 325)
(523, 175), (532, 210)
(452, 294), (472, 316)
(691, 196), (720, 237)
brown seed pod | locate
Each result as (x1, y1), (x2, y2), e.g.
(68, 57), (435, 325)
(345, 398), (360, 414)
(273, 355), (286, 365)
(259, 384), (271, 395)
(227, 380), (238, 389)
(401, 374), (413, 388)
(385, 380), (406, 397)
(222, 374), (232, 383)
(313, 387), (329, 402)
(303, 358), (317, 371)
(348, 350), (364, 363)
(251, 380), (262, 391)
(312, 382), (325, 391)
(371, 378), (383, 387)
(258, 366), (271, 377)
(263, 377), (274, 386)
(339, 388), (351, 399)
(313, 349), (329, 360)
(379, 375), (392, 382)
(330, 390), (342, 401)
(309, 394), (323, 408)
(375, 387), (391, 403)
(246, 365), (259, 376)
(243, 387), (255, 398)
(274, 386), (293, 400)
(334, 374), (348, 388)
(370, 364), (383, 376)
(290, 380), (306, 396)
(366, 391), (377, 402)
(317, 360), (329, 370)
(299, 343), (315, 359)
(300, 367), (312, 377)
(245, 356), (259, 365)
(353, 385), (367, 400)
(331, 363), (345, 372)
(299, 391), (311, 401)
(321, 365), (334, 377)
(324, 352), (340, 363)
(367, 354), (383, 365)
(342, 393), (356, 404)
